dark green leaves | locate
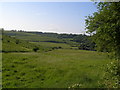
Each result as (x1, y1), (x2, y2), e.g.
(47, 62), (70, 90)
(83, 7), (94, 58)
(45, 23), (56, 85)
(85, 2), (120, 59)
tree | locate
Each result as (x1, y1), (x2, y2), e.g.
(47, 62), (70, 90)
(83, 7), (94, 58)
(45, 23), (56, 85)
(85, 2), (120, 59)
(85, 2), (120, 88)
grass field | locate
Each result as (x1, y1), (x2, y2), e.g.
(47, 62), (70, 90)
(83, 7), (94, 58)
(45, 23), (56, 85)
(2, 49), (111, 88)
(1, 31), (112, 88)
(31, 42), (71, 49)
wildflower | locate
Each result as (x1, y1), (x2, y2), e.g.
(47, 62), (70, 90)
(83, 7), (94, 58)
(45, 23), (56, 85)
(111, 62), (113, 64)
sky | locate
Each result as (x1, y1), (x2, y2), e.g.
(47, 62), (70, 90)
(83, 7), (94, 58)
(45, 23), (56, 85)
(0, 2), (97, 34)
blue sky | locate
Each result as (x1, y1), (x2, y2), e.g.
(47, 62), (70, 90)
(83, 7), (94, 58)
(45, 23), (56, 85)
(0, 2), (97, 34)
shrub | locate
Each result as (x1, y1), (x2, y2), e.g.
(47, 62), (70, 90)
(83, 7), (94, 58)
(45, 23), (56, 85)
(33, 47), (39, 52)
(15, 40), (20, 44)
(99, 60), (120, 88)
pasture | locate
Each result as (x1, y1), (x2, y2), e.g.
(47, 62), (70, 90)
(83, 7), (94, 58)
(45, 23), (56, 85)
(2, 49), (111, 88)
(1, 30), (112, 88)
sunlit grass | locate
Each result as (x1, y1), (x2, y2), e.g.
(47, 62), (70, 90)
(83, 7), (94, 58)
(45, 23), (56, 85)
(2, 49), (111, 88)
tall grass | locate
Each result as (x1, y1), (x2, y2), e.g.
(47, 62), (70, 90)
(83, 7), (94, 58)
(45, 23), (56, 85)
(2, 49), (111, 88)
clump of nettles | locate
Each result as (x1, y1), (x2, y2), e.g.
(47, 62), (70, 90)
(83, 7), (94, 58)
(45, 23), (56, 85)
(68, 83), (83, 88)
(100, 60), (120, 88)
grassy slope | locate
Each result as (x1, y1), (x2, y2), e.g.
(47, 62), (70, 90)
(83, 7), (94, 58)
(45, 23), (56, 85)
(2, 35), (29, 52)
(2, 35), (34, 52)
(2, 49), (111, 88)
(2, 31), (75, 53)
(2, 35), (71, 52)
(3, 31), (78, 46)
(31, 42), (71, 49)
(3, 31), (65, 42)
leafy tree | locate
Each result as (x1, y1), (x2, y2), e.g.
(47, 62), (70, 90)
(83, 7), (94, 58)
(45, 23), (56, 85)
(85, 2), (120, 88)
(85, 2), (120, 58)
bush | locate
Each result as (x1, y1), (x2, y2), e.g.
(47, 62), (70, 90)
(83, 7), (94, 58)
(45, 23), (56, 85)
(33, 47), (39, 52)
(99, 60), (120, 88)
(15, 40), (20, 44)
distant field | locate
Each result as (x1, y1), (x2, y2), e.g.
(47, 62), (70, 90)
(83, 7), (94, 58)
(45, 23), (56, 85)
(2, 35), (71, 53)
(3, 31), (70, 43)
(3, 31), (79, 46)
(2, 49), (111, 88)
(31, 42), (71, 49)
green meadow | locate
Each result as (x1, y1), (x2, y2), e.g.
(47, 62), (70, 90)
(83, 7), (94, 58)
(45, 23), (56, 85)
(2, 50), (111, 88)
(2, 31), (111, 88)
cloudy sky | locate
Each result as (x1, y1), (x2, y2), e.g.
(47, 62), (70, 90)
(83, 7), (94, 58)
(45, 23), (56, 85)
(0, 1), (97, 34)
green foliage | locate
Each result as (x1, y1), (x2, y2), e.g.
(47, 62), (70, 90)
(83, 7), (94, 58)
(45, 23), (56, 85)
(85, 2), (120, 58)
(78, 39), (95, 51)
(85, 2), (120, 88)
(99, 60), (119, 88)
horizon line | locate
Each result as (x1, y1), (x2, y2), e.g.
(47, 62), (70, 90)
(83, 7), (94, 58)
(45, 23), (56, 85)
(3, 29), (87, 35)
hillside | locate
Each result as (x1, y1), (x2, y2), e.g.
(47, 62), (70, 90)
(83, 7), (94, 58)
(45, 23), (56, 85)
(2, 34), (72, 53)
(3, 31), (70, 43)
(3, 30), (95, 51)
(2, 35), (33, 52)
